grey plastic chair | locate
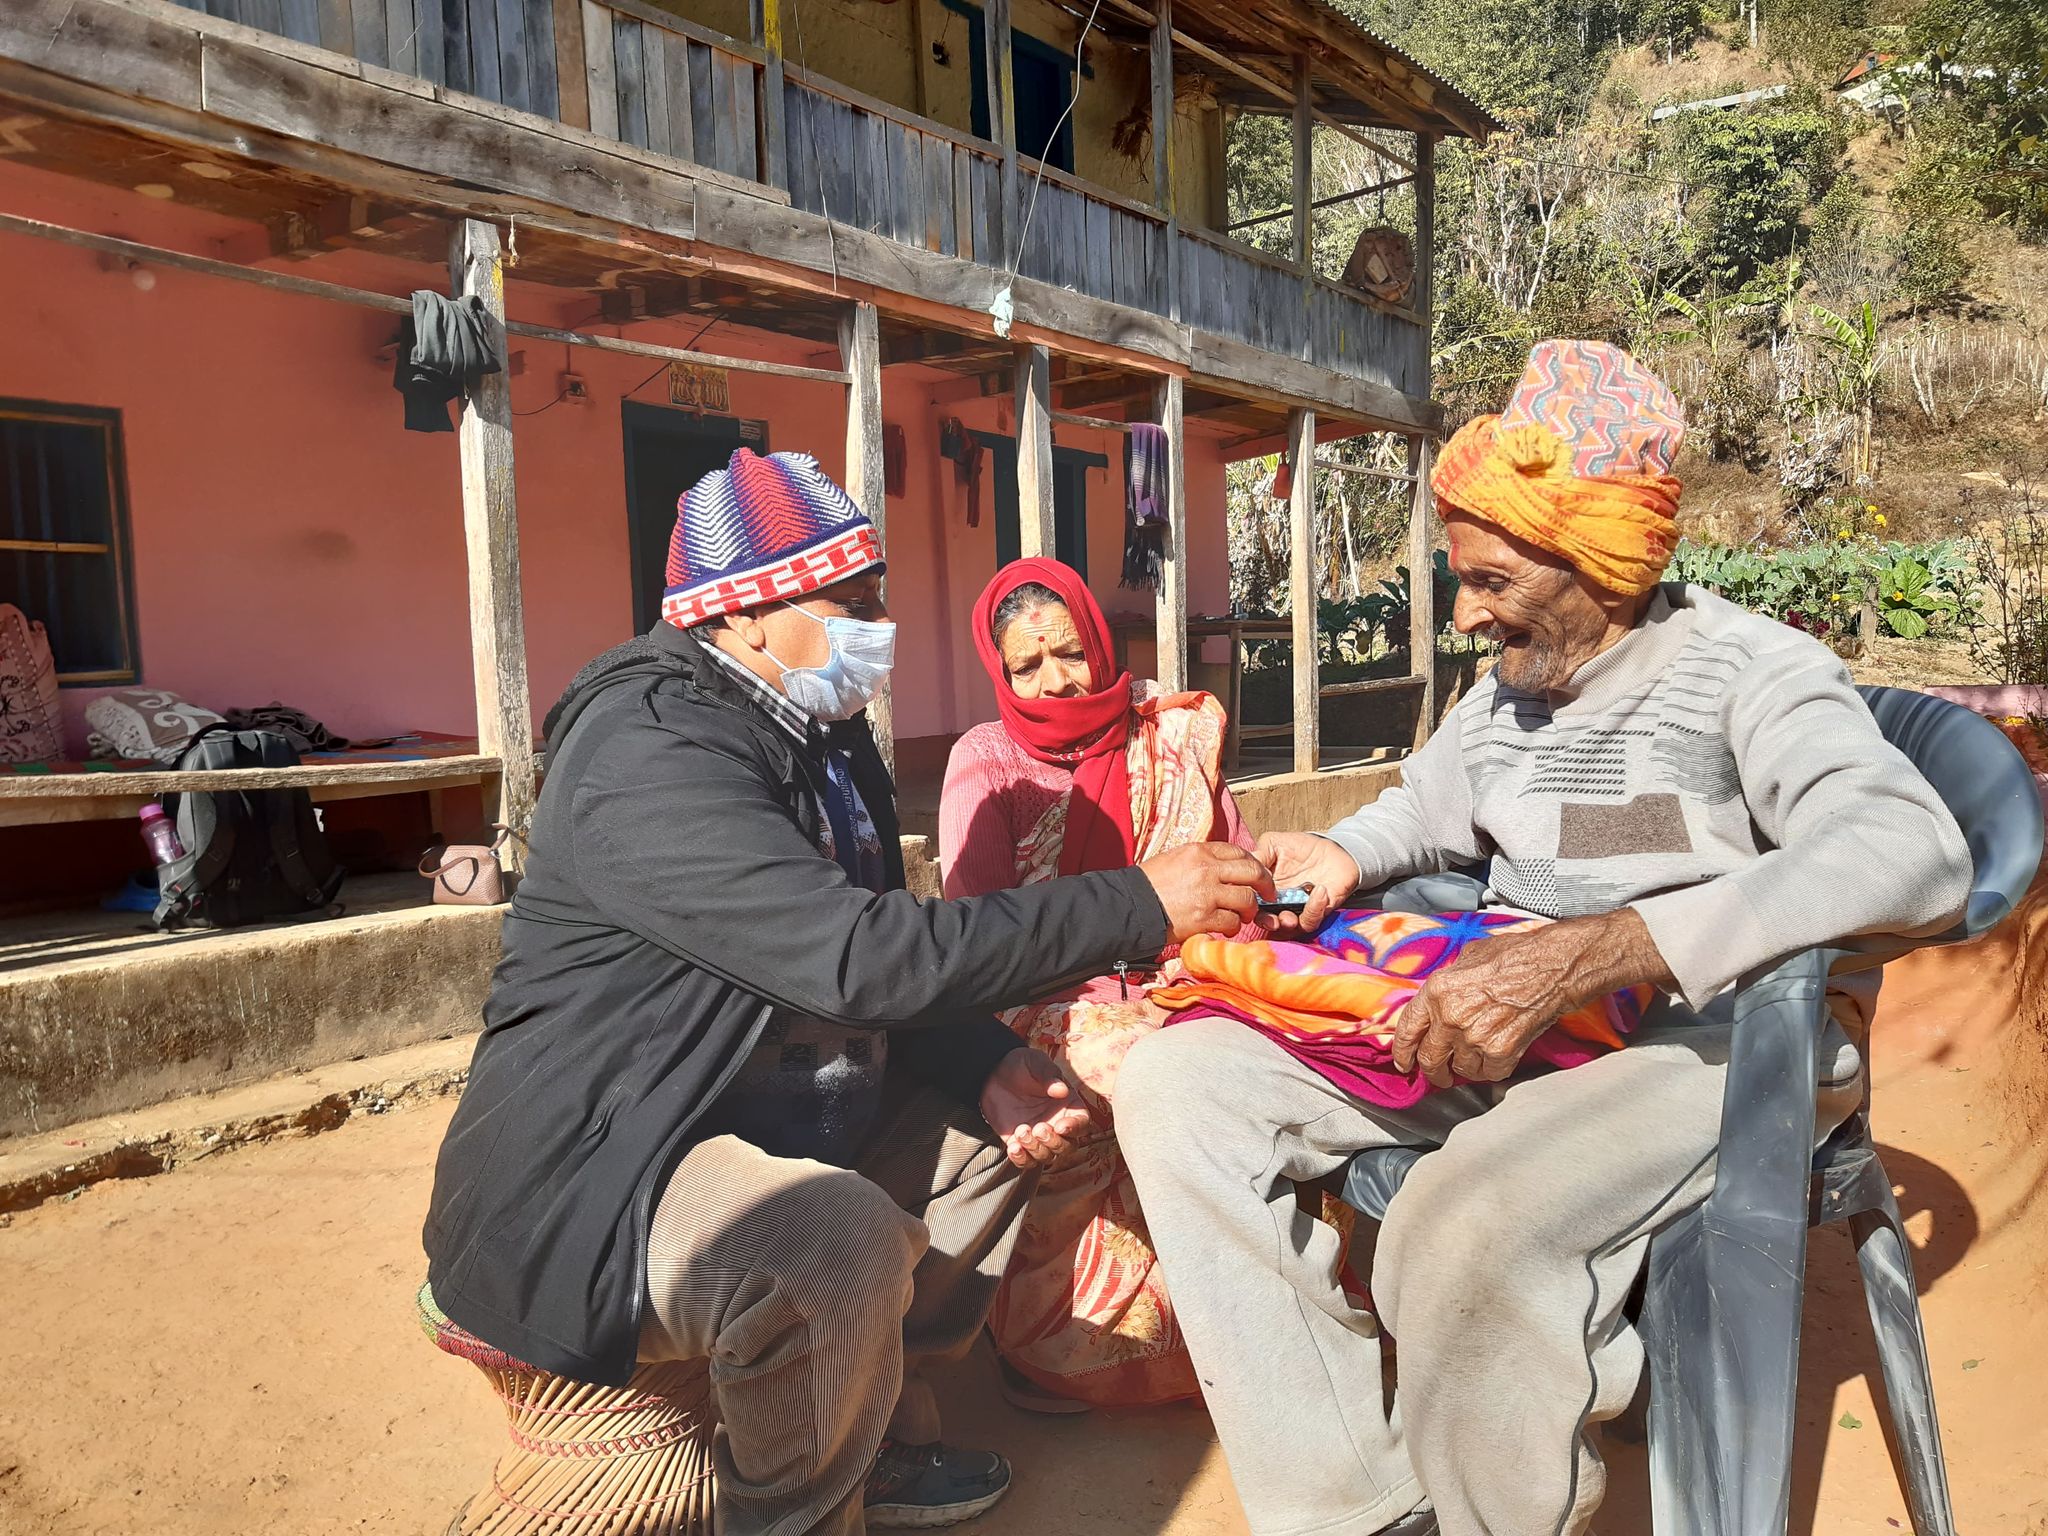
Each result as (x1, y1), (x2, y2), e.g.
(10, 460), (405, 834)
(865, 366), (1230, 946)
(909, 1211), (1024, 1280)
(1339, 686), (2043, 1536)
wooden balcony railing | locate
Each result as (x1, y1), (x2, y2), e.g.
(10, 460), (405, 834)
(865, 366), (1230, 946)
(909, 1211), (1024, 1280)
(786, 70), (1001, 262)
(1013, 161), (1172, 317)
(1180, 229), (1429, 397)
(583, 0), (769, 186)
(161, 0), (1427, 396)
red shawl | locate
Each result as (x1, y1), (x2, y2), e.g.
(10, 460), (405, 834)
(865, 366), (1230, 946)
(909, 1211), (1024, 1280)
(970, 559), (1137, 877)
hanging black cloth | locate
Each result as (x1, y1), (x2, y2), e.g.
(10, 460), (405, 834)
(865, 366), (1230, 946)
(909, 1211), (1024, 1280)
(393, 291), (502, 433)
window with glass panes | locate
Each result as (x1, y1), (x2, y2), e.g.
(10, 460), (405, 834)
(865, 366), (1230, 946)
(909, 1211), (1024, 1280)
(0, 400), (138, 684)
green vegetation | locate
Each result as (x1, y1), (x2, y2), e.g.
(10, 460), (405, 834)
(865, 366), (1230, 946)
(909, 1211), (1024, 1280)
(1910, 0), (2048, 238)
(1671, 103), (1844, 287)
(1667, 536), (1979, 641)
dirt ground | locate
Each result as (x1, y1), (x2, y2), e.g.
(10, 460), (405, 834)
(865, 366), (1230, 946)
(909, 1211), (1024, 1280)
(3, 922), (2047, 1535)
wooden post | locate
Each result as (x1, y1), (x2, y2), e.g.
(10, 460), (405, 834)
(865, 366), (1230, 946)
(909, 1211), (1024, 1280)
(985, 0), (1019, 266)
(1016, 344), (1055, 558)
(1412, 133), (1436, 367)
(909, 0), (930, 116)
(841, 300), (892, 775)
(1291, 54), (1313, 274)
(1288, 406), (1319, 775)
(1406, 432), (1437, 746)
(1857, 580), (1880, 661)
(450, 219), (537, 871)
(1202, 104), (1229, 230)
(1153, 374), (1188, 691)
(751, 0), (789, 190)
(1408, 134), (1439, 746)
(1150, 0), (1180, 319)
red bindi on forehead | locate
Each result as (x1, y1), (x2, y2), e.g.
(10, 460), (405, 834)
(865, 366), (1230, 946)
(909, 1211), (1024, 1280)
(1001, 603), (1080, 663)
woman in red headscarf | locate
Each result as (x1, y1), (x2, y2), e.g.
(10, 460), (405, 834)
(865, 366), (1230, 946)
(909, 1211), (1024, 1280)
(939, 557), (1257, 1410)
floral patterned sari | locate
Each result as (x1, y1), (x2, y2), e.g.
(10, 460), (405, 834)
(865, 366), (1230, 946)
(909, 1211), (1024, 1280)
(987, 681), (1354, 1406)
(984, 681), (1217, 1405)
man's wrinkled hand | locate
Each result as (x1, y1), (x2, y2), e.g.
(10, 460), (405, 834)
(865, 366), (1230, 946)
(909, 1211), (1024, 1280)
(1391, 931), (1566, 1088)
(1252, 831), (1361, 935)
(980, 1047), (1095, 1170)
(1389, 910), (1674, 1088)
(1138, 842), (1277, 943)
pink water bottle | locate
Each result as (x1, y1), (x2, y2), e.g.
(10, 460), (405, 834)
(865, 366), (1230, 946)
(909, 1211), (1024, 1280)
(139, 801), (184, 866)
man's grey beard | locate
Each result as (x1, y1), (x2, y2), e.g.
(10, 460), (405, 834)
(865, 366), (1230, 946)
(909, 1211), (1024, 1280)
(1495, 632), (1568, 690)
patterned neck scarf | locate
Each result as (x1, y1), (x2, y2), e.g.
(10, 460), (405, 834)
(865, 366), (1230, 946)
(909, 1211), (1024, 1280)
(701, 642), (886, 893)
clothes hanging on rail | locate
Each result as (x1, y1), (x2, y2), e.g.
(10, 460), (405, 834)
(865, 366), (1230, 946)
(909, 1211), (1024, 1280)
(939, 417), (985, 527)
(393, 290), (502, 433)
(1120, 421), (1170, 591)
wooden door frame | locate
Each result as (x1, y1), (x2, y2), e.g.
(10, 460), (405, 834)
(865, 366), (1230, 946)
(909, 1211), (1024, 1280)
(620, 402), (767, 632)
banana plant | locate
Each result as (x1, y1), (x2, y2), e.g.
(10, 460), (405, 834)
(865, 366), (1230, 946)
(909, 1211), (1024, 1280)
(1806, 299), (1887, 481)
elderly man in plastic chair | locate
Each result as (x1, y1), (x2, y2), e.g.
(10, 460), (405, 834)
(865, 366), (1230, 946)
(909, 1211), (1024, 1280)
(1114, 342), (1981, 1536)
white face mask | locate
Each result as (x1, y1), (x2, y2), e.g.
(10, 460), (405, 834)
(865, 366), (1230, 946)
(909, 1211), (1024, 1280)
(764, 603), (897, 721)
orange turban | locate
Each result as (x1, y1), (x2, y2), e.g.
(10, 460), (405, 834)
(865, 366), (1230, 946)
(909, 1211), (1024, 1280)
(1432, 340), (1685, 596)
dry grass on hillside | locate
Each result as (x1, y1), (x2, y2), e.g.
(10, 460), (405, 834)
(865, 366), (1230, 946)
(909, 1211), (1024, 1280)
(1601, 34), (1796, 111)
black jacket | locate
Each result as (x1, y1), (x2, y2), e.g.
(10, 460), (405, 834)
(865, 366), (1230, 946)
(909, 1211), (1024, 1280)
(423, 623), (1170, 1384)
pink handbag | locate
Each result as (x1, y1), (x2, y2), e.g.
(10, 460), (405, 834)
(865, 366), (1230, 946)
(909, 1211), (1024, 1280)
(418, 827), (513, 906)
(0, 603), (64, 763)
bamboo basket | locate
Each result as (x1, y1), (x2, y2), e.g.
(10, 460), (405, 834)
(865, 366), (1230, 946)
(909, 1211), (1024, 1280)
(422, 1284), (718, 1534)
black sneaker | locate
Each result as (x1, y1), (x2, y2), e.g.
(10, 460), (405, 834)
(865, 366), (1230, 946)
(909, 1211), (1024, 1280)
(864, 1438), (1013, 1529)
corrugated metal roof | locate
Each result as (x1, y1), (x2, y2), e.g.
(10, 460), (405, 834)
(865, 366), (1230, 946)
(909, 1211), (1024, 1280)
(1317, 4), (1504, 137)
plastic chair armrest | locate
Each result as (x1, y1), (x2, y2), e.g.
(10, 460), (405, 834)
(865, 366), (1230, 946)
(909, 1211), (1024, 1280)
(1705, 947), (1839, 1235)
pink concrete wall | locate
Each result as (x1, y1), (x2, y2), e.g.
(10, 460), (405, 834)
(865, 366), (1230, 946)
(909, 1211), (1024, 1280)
(0, 160), (1235, 753)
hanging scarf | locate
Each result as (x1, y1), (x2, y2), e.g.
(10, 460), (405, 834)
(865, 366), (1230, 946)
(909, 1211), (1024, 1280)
(1121, 423), (1170, 591)
(971, 558), (1138, 877)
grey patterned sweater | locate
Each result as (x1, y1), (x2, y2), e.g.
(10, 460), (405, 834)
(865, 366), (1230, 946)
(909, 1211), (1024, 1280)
(1324, 584), (1973, 1009)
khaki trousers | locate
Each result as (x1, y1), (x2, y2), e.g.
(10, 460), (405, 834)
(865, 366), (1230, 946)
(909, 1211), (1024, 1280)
(1116, 1012), (1864, 1536)
(639, 1076), (1032, 1536)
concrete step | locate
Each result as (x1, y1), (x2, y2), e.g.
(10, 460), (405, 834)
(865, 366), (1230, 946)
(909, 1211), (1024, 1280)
(0, 1032), (476, 1216)
(1, 872), (500, 1140)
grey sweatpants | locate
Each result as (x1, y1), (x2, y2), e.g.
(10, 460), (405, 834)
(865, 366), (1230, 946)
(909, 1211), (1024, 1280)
(1116, 1013), (1865, 1536)
(638, 1077), (1032, 1536)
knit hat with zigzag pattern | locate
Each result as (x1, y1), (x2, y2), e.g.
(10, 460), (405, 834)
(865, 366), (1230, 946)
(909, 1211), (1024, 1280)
(662, 448), (884, 627)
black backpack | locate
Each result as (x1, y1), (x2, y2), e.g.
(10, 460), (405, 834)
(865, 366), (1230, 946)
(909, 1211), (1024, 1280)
(152, 728), (345, 930)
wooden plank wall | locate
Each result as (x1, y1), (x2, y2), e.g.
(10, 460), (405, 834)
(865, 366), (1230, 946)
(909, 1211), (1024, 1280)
(1013, 177), (1165, 315)
(1178, 232), (1427, 396)
(174, 0), (559, 116)
(785, 80), (1169, 308)
(786, 81), (984, 260)
(170, 0), (321, 46)
(590, 6), (760, 183)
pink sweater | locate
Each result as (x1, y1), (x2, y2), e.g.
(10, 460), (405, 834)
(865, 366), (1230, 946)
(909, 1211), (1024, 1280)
(940, 721), (1257, 1006)
(939, 720), (1254, 898)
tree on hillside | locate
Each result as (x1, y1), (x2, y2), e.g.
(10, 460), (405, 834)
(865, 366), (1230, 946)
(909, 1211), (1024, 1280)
(1669, 102), (1845, 285)
(1764, 0), (1872, 81)
(1910, 0), (2048, 237)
